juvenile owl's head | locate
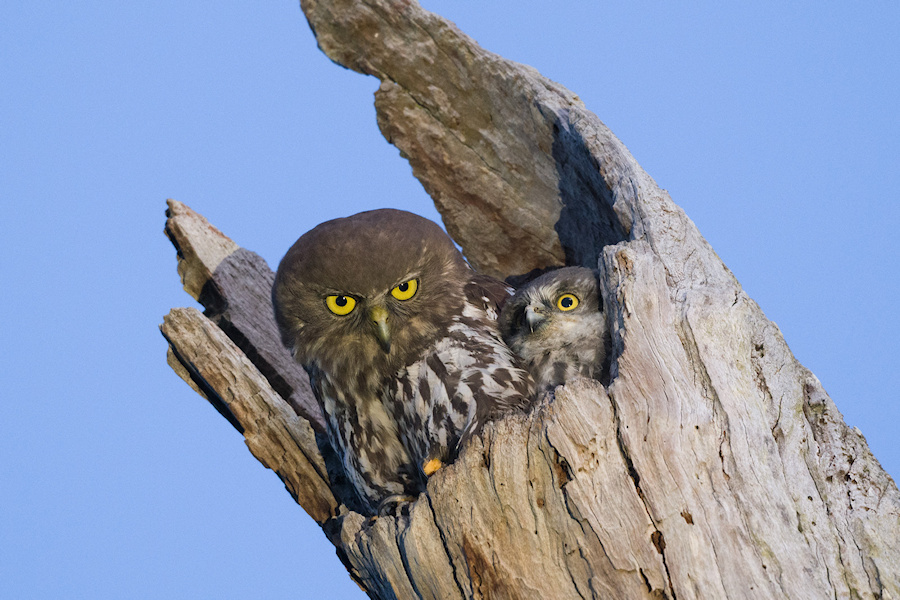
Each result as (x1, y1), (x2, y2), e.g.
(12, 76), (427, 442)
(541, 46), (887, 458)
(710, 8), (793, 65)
(499, 266), (608, 390)
(273, 209), (469, 376)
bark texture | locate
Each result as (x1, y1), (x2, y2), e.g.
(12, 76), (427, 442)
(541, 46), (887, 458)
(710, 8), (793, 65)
(160, 2), (900, 598)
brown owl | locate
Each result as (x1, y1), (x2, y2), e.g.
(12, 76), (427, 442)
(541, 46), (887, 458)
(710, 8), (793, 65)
(272, 209), (534, 514)
(499, 266), (609, 394)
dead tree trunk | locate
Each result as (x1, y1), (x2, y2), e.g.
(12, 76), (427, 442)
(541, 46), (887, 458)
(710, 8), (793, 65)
(160, 2), (900, 598)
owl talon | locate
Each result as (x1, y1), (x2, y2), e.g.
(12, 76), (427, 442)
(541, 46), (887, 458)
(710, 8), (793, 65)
(423, 458), (444, 476)
(375, 494), (416, 517)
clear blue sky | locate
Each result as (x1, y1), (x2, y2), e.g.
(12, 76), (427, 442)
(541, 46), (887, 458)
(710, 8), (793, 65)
(2, 2), (897, 598)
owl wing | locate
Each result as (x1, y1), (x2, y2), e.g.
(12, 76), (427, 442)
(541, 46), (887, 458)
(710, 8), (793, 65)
(459, 274), (535, 436)
(465, 273), (514, 320)
(391, 275), (534, 472)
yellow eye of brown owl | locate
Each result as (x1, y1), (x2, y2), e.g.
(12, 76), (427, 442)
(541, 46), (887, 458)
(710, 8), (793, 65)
(556, 293), (579, 311)
(325, 294), (356, 315)
(390, 278), (418, 301)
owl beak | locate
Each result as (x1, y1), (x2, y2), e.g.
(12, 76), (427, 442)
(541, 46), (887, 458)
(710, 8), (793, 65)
(525, 305), (547, 332)
(369, 306), (391, 353)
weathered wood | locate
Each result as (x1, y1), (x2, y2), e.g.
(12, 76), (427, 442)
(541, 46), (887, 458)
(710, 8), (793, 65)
(161, 209), (900, 598)
(164, 199), (325, 432)
(161, 2), (900, 598)
(160, 306), (337, 524)
(300, 0), (633, 280)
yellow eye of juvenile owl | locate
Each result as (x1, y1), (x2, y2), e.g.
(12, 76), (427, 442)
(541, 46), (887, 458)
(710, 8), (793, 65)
(390, 278), (418, 301)
(325, 295), (356, 316)
(556, 293), (579, 311)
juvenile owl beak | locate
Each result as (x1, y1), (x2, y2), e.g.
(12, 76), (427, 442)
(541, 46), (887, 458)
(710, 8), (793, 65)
(525, 305), (547, 332)
(369, 306), (391, 353)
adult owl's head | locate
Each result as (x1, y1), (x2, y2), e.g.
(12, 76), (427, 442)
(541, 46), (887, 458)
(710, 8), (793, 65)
(273, 209), (469, 376)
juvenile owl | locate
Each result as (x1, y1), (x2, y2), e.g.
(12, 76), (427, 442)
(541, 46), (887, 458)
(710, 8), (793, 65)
(273, 209), (534, 514)
(499, 266), (608, 394)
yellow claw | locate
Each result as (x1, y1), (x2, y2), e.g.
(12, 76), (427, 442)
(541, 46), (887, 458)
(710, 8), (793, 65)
(423, 458), (444, 476)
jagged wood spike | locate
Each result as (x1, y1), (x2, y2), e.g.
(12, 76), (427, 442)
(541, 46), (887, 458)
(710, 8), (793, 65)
(164, 199), (325, 432)
(160, 307), (337, 524)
